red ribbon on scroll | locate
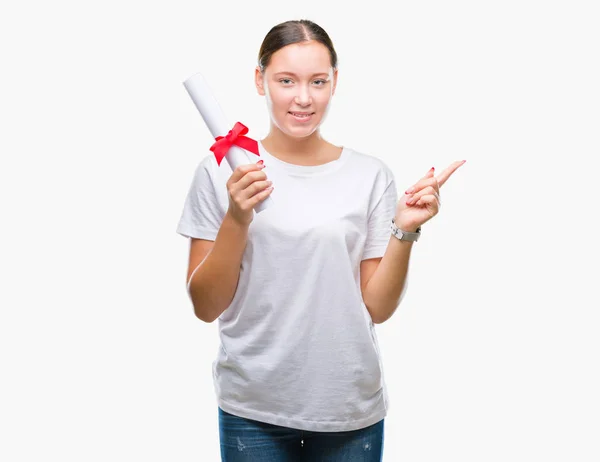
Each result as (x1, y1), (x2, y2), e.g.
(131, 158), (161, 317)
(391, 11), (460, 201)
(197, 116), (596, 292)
(209, 121), (260, 166)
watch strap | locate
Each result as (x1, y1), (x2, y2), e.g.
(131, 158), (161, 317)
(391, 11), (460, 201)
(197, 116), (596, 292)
(391, 218), (421, 242)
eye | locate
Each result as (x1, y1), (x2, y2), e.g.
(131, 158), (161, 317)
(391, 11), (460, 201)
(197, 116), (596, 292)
(314, 79), (327, 86)
(279, 78), (293, 85)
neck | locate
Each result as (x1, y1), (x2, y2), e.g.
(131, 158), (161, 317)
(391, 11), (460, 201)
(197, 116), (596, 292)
(261, 127), (328, 160)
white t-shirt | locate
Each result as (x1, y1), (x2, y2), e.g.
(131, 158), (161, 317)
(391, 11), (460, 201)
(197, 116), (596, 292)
(176, 140), (399, 432)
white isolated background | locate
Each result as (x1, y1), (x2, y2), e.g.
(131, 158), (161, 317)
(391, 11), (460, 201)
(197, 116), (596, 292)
(1, 0), (598, 460)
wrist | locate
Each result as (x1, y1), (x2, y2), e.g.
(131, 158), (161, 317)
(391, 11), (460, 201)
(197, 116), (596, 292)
(393, 218), (420, 233)
(224, 210), (251, 232)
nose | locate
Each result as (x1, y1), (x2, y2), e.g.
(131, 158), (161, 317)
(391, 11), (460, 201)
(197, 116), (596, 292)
(294, 84), (312, 106)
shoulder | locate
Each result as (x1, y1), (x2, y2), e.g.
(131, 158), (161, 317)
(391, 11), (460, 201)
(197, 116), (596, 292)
(196, 152), (218, 175)
(192, 153), (231, 186)
(344, 147), (395, 185)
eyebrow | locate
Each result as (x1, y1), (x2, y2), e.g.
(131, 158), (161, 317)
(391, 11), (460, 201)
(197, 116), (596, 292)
(273, 72), (329, 78)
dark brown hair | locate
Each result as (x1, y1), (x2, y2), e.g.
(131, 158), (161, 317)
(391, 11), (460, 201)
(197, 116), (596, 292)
(257, 20), (338, 73)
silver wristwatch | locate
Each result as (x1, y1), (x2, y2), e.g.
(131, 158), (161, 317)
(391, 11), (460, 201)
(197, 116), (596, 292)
(390, 218), (421, 242)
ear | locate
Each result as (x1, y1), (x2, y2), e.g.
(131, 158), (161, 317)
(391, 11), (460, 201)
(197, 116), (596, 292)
(255, 66), (265, 96)
(331, 68), (338, 96)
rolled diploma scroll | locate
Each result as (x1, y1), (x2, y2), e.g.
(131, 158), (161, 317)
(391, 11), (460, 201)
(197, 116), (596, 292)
(183, 72), (272, 213)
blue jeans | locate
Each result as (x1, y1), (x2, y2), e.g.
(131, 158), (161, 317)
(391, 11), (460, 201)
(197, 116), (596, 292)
(218, 407), (384, 461)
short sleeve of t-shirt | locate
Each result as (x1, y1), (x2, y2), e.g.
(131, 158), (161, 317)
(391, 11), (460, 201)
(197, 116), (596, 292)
(362, 165), (398, 260)
(176, 158), (224, 241)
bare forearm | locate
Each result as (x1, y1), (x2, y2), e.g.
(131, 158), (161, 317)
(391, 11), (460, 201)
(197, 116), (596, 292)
(188, 212), (249, 322)
(363, 235), (414, 324)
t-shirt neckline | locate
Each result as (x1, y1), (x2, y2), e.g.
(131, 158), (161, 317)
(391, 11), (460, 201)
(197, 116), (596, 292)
(257, 140), (349, 177)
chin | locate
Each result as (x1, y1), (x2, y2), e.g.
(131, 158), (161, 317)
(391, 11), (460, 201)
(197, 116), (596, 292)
(286, 115), (322, 134)
(285, 126), (320, 138)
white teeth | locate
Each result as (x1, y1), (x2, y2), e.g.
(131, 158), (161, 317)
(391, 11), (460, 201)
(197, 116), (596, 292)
(291, 112), (311, 117)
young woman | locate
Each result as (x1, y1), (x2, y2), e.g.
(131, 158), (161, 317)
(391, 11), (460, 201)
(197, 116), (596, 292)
(177, 19), (464, 462)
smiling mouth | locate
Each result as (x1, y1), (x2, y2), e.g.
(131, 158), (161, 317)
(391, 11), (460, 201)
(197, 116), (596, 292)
(289, 112), (314, 118)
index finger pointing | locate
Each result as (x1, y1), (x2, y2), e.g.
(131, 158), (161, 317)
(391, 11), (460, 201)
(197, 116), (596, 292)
(435, 160), (466, 187)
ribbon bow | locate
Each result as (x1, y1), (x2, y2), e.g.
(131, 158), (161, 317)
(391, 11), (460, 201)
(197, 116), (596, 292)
(209, 121), (260, 166)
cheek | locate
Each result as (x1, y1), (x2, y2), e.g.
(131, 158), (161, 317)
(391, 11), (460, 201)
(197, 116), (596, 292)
(267, 94), (296, 120)
(269, 90), (292, 108)
(314, 89), (333, 105)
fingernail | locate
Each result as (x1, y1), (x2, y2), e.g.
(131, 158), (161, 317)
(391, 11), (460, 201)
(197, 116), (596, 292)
(405, 187), (414, 194)
(430, 167), (435, 172)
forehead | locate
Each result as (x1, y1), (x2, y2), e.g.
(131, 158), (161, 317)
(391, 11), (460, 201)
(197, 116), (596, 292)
(267, 41), (331, 76)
